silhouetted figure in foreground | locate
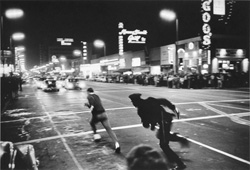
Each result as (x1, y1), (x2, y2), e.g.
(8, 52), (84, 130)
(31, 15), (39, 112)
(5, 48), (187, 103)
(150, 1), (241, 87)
(129, 93), (189, 170)
(126, 144), (170, 170)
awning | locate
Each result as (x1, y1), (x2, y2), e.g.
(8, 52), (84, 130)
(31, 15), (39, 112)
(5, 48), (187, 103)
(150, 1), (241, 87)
(114, 68), (131, 73)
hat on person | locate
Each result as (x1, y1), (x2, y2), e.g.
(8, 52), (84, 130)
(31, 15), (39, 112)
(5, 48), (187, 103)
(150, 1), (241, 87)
(87, 88), (94, 92)
(128, 93), (142, 100)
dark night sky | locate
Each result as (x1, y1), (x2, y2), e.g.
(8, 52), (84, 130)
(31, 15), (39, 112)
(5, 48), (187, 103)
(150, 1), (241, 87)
(1, 0), (249, 69)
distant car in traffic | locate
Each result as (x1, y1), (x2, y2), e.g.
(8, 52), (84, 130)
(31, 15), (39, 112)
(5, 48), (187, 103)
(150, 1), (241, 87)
(96, 76), (106, 82)
(56, 77), (66, 89)
(43, 79), (59, 92)
(64, 78), (78, 90)
(75, 77), (86, 89)
(35, 77), (46, 89)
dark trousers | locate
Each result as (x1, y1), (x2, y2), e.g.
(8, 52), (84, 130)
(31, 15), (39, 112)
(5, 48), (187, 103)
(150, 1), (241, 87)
(158, 122), (186, 166)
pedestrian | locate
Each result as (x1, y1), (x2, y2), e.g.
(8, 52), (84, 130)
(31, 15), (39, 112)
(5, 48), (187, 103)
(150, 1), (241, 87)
(84, 87), (121, 153)
(128, 93), (189, 170)
(126, 144), (170, 170)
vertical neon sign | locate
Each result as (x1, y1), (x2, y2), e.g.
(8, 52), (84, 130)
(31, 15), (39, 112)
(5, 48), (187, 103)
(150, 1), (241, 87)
(201, 0), (212, 50)
(118, 22), (124, 56)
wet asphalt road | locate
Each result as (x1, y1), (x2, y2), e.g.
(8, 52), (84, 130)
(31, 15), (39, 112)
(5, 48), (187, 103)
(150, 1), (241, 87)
(1, 81), (250, 170)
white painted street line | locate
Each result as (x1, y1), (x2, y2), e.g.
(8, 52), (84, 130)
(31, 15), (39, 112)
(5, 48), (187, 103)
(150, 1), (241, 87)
(176, 133), (250, 165)
(38, 95), (84, 170)
(15, 112), (249, 145)
(208, 103), (250, 111)
(15, 115), (250, 166)
(2, 99), (249, 124)
(200, 102), (250, 126)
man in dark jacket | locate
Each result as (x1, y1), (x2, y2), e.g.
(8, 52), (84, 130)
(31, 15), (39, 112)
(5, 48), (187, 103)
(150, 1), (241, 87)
(128, 93), (189, 170)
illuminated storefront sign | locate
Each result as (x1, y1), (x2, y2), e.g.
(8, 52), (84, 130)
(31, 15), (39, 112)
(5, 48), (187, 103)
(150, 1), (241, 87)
(132, 58), (141, 67)
(118, 22), (147, 55)
(160, 45), (175, 65)
(216, 48), (246, 58)
(57, 38), (74, 46)
(201, 0), (212, 49)
(119, 58), (125, 68)
(213, 0), (225, 15)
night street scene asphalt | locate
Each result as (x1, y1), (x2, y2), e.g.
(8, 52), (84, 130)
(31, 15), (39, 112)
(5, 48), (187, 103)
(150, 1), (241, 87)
(1, 0), (250, 170)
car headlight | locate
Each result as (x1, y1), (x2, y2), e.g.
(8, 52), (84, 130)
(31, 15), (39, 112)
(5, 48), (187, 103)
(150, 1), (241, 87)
(68, 83), (74, 89)
(79, 82), (85, 88)
(41, 84), (47, 89)
(57, 84), (62, 88)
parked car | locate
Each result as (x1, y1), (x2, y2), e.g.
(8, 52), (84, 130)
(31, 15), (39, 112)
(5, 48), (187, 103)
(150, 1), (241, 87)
(96, 76), (106, 82)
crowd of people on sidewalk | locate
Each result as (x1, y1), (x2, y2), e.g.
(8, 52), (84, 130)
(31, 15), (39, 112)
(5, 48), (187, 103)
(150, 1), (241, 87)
(100, 71), (249, 89)
(1, 74), (23, 110)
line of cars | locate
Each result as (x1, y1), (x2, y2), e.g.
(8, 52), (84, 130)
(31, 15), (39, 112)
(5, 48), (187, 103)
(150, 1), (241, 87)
(34, 77), (86, 92)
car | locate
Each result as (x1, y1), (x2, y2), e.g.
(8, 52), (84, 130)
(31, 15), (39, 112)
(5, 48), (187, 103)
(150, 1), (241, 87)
(35, 77), (46, 89)
(75, 77), (86, 89)
(96, 76), (107, 82)
(64, 78), (78, 90)
(43, 79), (59, 92)
(56, 77), (66, 89)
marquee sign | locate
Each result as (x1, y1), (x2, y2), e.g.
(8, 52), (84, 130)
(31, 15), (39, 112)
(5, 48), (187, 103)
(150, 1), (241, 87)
(201, 0), (212, 50)
(118, 22), (147, 55)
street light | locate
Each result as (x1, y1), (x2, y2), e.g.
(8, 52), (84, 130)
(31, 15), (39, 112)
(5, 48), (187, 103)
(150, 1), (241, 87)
(93, 39), (106, 57)
(12, 32), (25, 41)
(5, 8), (24, 19)
(159, 9), (178, 74)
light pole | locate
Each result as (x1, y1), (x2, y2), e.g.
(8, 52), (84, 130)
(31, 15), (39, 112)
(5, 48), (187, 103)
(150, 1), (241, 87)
(159, 9), (178, 74)
(93, 39), (106, 57)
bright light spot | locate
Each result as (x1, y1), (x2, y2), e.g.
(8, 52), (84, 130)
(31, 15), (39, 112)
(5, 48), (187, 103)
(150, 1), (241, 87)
(79, 82), (86, 89)
(193, 51), (198, 57)
(73, 50), (81, 56)
(60, 56), (66, 61)
(236, 49), (243, 56)
(177, 48), (185, 53)
(12, 32), (25, 41)
(15, 46), (25, 51)
(94, 39), (105, 48)
(219, 49), (227, 56)
(5, 8), (24, 19)
(159, 9), (176, 21)
(67, 83), (74, 89)
(203, 64), (209, 69)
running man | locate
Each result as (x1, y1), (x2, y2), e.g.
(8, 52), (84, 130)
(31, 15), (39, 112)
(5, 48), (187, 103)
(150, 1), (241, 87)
(85, 88), (121, 153)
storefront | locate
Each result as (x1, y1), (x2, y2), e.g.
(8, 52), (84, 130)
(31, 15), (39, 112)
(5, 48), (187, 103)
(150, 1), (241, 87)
(115, 51), (133, 74)
(213, 48), (248, 73)
(177, 37), (205, 74)
(160, 44), (175, 74)
(80, 59), (101, 78)
(149, 47), (161, 75)
(131, 50), (150, 74)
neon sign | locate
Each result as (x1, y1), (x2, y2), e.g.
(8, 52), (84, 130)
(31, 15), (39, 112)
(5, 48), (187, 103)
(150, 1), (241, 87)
(119, 29), (147, 44)
(57, 38), (74, 46)
(201, 0), (212, 49)
(118, 22), (147, 55)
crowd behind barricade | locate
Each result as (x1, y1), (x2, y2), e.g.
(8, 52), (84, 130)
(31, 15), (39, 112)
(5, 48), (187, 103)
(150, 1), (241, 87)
(91, 71), (249, 89)
(1, 74), (23, 110)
